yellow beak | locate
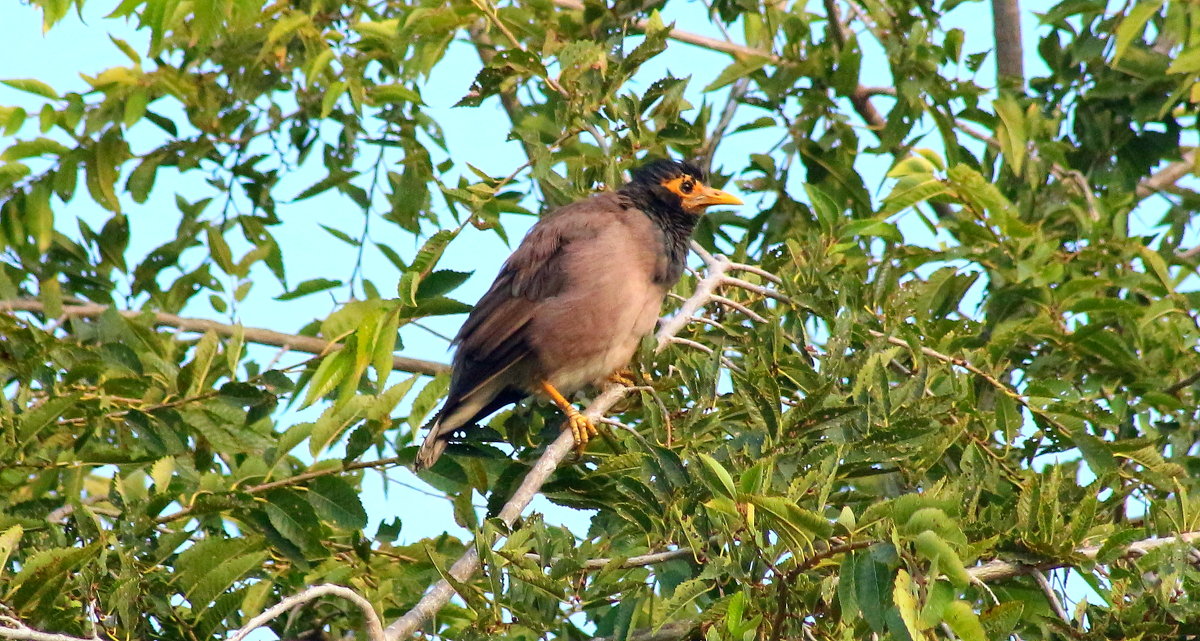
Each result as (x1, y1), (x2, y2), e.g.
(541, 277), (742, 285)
(684, 185), (743, 211)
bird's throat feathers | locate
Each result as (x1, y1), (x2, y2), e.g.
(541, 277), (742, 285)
(619, 188), (697, 286)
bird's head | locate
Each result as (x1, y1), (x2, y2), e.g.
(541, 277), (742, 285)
(626, 159), (743, 216)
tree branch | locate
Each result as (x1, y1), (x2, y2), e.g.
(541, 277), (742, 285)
(0, 300), (449, 377)
(154, 455), (407, 524)
(229, 584), (385, 641)
(1136, 149), (1196, 199)
(990, 0), (1025, 86)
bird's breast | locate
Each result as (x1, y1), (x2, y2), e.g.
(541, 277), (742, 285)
(527, 214), (668, 394)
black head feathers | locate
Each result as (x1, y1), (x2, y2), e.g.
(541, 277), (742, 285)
(628, 158), (706, 187)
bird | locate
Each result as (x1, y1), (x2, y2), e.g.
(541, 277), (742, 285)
(413, 158), (742, 471)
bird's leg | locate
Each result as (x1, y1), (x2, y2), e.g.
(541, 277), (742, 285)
(539, 380), (597, 451)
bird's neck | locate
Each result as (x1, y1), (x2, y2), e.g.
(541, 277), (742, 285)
(620, 189), (698, 286)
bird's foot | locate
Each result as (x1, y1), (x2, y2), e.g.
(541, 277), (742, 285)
(565, 408), (599, 451)
(607, 369), (637, 387)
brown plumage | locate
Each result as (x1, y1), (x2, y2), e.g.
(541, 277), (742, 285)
(413, 159), (741, 471)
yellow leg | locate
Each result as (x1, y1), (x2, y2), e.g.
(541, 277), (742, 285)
(540, 380), (597, 451)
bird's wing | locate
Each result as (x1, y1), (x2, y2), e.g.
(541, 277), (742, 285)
(447, 193), (621, 403)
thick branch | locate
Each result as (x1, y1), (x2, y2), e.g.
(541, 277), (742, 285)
(0, 300), (449, 377)
(1136, 149), (1197, 199)
(990, 0), (1024, 86)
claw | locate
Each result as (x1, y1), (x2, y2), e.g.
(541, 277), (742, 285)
(540, 380), (599, 453)
(607, 369), (637, 387)
(566, 409), (598, 451)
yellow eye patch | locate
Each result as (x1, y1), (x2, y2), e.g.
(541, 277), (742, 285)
(661, 175), (702, 197)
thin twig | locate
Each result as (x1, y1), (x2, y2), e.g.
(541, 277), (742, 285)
(156, 456), (407, 524)
(0, 299), (449, 377)
(1032, 570), (1071, 625)
(526, 545), (698, 570)
(228, 584), (385, 641)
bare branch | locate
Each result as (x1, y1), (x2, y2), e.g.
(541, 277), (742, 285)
(0, 617), (98, 641)
(229, 584), (385, 641)
(990, 0), (1025, 86)
(1032, 570), (1071, 625)
(526, 545), (698, 570)
(0, 300), (449, 377)
(1137, 149), (1196, 199)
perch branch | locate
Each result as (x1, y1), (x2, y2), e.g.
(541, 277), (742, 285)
(0, 299), (449, 377)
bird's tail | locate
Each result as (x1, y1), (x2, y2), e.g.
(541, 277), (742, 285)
(412, 394), (487, 471)
(413, 425), (448, 471)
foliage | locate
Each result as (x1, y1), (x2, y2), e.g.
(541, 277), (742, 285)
(1, 0), (1200, 639)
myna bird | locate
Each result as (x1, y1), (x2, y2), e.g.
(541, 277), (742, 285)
(413, 158), (742, 471)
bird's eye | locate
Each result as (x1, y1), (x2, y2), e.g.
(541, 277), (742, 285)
(680, 180), (694, 194)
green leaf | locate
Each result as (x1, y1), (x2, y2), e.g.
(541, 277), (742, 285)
(695, 453), (737, 499)
(943, 600), (986, 641)
(415, 270), (472, 299)
(0, 525), (23, 577)
(18, 394), (77, 440)
(994, 93), (1027, 176)
(302, 350), (352, 408)
(2, 137), (70, 160)
(892, 569), (921, 641)
(7, 543), (99, 610)
(854, 552), (892, 632)
(307, 476), (368, 530)
(1114, 1), (1164, 64)
(838, 552), (860, 623)
(913, 530), (970, 588)
(186, 551), (267, 618)
(263, 489), (324, 554)
(276, 277), (342, 301)
(1, 78), (59, 100)
(397, 230), (456, 306)
(703, 56), (770, 92)
(655, 577), (709, 628)
(879, 177), (948, 217)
